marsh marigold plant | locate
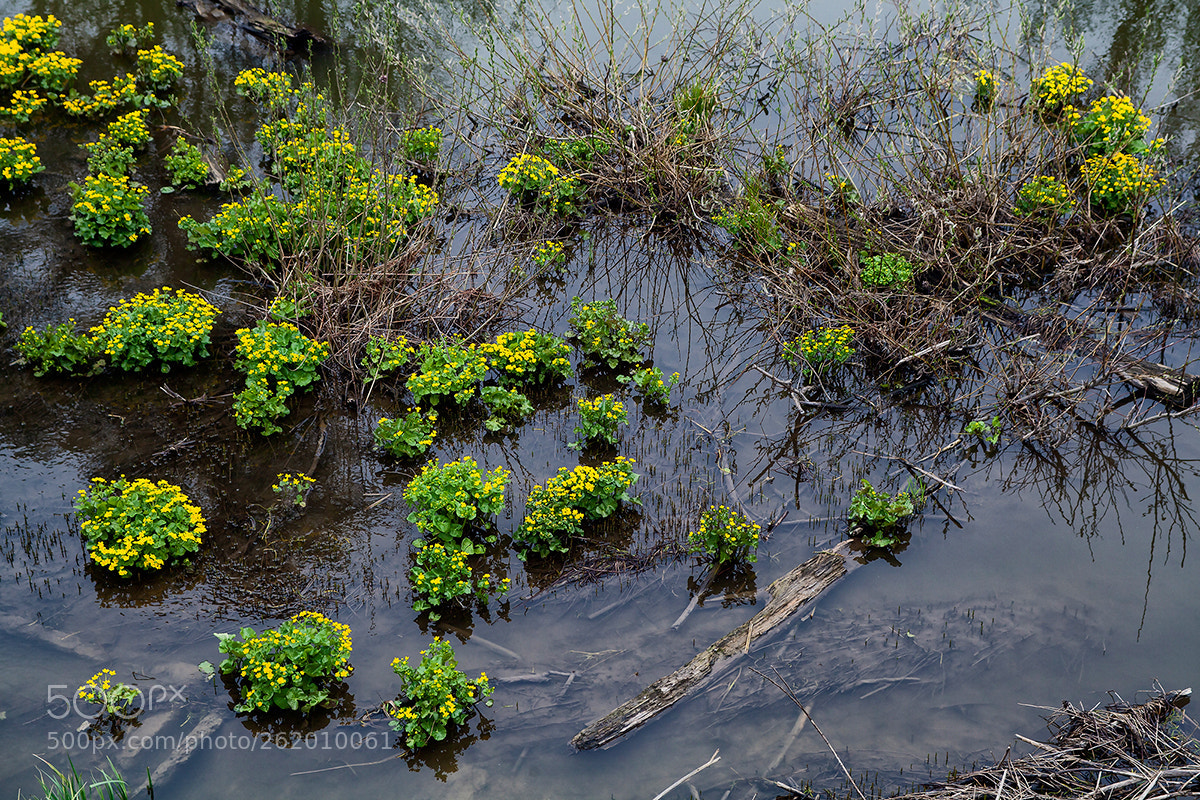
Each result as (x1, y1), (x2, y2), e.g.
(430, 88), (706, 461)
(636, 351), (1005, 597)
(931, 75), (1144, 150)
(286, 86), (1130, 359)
(216, 611), (352, 713)
(89, 287), (219, 373)
(75, 477), (205, 576)
(688, 504), (761, 565)
(387, 638), (493, 749)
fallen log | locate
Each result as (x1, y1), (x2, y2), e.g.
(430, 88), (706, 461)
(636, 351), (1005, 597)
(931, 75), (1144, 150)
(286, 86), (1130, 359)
(177, 0), (328, 51)
(571, 540), (858, 750)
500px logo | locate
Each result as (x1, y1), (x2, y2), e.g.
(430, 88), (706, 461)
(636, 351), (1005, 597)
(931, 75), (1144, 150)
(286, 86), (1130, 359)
(46, 730), (119, 754)
(47, 682), (187, 721)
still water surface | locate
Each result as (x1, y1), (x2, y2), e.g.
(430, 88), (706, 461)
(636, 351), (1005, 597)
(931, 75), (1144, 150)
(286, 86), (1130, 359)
(1, 0), (1199, 797)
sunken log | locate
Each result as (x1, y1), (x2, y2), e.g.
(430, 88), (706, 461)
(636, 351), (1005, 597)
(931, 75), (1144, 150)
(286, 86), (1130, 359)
(571, 541), (857, 750)
(178, 0), (328, 51)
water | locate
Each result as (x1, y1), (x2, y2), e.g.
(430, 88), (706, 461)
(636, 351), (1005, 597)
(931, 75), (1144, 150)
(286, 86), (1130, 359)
(1, 0), (1200, 797)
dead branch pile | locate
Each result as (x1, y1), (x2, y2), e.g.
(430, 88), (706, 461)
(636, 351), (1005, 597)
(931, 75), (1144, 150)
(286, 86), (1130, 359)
(887, 691), (1199, 800)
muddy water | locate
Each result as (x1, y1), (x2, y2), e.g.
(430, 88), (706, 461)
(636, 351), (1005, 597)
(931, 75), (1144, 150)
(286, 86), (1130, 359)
(2, 0), (1200, 798)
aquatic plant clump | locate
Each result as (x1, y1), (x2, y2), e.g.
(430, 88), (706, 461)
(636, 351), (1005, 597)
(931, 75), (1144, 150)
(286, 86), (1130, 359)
(0, 88), (46, 122)
(374, 408), (438, 458)
(15, 320), (96, 376)
(89, 287), (219, 373)
(135, 45), (184, 96)
(848, 479), (916, 547)
(569, 393), (628, 450)
(234, 67), (294, 109)
(361, 335), (414, 382)
(400, 125), (443, 163)
(0, 135), (41, 189)
(163, 136), (208, 189)
(514, 457), (640, 558)
(859, 252), (915, 288)
(406, 340), (489, 406)
(1033, 62), (1091, 112)
(1080, 152), (1166, 214)
(972, 68), (995, 109)
(479, 385), (533, 432)
(77, 669), (139, 716)
(1015, 175), (1076, 218)
(1068, 94), (1155, 156)
(479, 328), (572, 387)
(624, 367), (679, 405)
(566, 296), (651, 370)
(68, 172), (151, 247)
(403, 456), (510, 545)
(781, 325), (856, 376)
(688, 505), (760, 565)
(232, 320), (331, 435)
(75, 477), (205, 577)
(497, 153), (580, 214)
(62, 73), (139, 116)
(216, 611), (353, 713)
(105, 22), (155, 55)
(272, 472), (315, 508)
(409, 540), (509, 614)
(387, 638), (493, 749)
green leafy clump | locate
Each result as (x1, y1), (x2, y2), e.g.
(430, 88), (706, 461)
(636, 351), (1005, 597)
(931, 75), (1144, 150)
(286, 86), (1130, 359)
(0, 135), (42, 189)
(1015, 175), (1075, 217)
(513, 457), (639, 558)
(76, 668), (140, 716)
(541, 133), (611, 167)
(15, 320), (97, 376)
(62, 73), (139, 117)
(105, 109), (151, 149)
(83, 137), (136, 177)
(401, 125), (443, 163)
(622, 367), (679, 404)
(233, 67), (294, 110)
(566, 296), (650, 370)
(1066, 94), (1156, 157)
(531, 239), (567, 268)
(89, 287), (219, 373)
(714, 190), (783, 256)
(135, 45), (183, 97)
(1080, 151), (1165, 215)
(409, 540), (509, 615)
(164, 136), (208, 189)
(406, 340), (489, 406)
(75, 476), (205, 577)
(216, 611), (352, 713)
(964, 416), (1002, 445)
(480, 385), (532, 432)
(68, 173), (151, 247)
(386, 638), (493, 749)
(848, 479), (916, 547)
(105, 22), (155, 54)
(178, 191), (287, 263)
(496, 153), (581, 214)
(232, 320), (330, 435)
(374, 408), (437, 458)
(972, 68), (996, 110)
(781, 325), (856, 376)
(272, 472), (315, 508)
(687, 504), (760, 564)
(1032, 62), (1091, 114)
(479, 328), (572, 387)
(569, 393), (628, 450)
(361, 335), (414, 382)
(826, 172), (861, 205)
(403, 456), (510, 546)
(859, 252), (914, 288)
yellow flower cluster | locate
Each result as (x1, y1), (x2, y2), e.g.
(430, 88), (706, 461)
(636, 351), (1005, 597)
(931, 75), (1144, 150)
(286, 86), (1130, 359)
(1, 14), (60, 50)
(0, 88), (45, 122)
(75, 476), (205, 577)
(63, 74), (139, 116)
(406, 340), (489, 406)
(1034, 62), (1091, 110)
(478, 328), (572, 387)
(403, 455), (510, 540)
(688, 504), (761, 564)
(234, 67), (295, 108)
(0, 135), (41, 188)
(136, 45), (184, 92)
(572, 393), (628, 448)
(77, 668), (139, 714)
(88, 287), (219, 372)
(388, 638), (493, 749)
(1080, 151), (1165, 214)
(1014, 175), (1075, 217)
(531, 239), (566, 267)
(497, 153), (579, 214)
(68, 172), (151, 247)
(516, 457), (639, 556)
(1066, 94), (1152, 155)
(25, 49), (81, 94)
(217, 611), (353, 713)
(104, 109), (150, 148)
(782, 324), (855, 373)
(374, 407), (438, 458)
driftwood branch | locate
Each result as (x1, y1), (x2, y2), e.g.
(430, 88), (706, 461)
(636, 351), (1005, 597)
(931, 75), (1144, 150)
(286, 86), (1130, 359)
(178, 0), (328, 50)
(571, 541), (857, 750)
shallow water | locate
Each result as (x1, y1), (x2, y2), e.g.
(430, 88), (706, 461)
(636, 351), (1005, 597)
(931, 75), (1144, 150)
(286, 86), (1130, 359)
(2, 0), (1200, 798)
